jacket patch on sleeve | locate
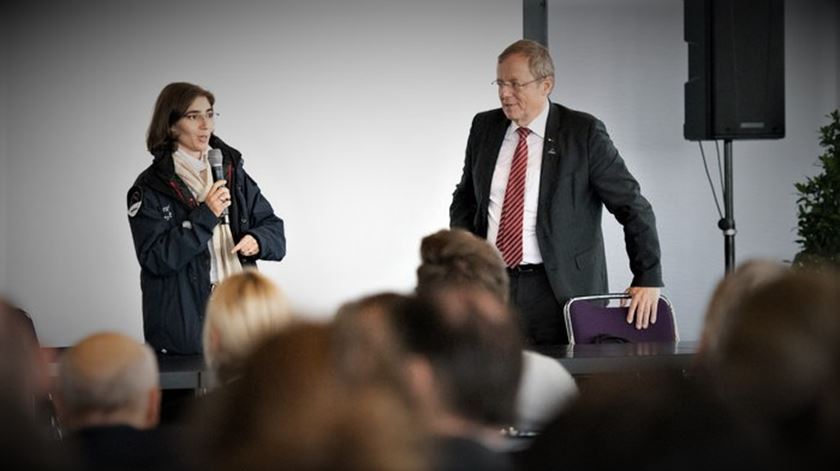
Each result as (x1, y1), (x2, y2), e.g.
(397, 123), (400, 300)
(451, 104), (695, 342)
(127, 187), (143, 218)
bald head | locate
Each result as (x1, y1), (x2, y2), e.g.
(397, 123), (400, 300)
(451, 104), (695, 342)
(57, 332), (160, 430)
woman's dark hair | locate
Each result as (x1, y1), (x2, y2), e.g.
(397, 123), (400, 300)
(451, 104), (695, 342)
(146, 82), (215, 153)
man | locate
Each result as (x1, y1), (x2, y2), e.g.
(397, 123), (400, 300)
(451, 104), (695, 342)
(393, 288), (523, 471)
(55, 332), (180, 471)
(416, 228), (578, 432)
(450, 39), (662, 345)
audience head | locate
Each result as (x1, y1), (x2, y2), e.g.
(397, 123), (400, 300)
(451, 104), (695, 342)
(711, 268), (840, 461)
(203, 269), (292, 383)
(0, 298), (45, 407)
(393, 287), (523, 432)
(333, 292), (410, 391)
(416, 228), (510, 303)
(55, 332), (160, 431)
(522, 372), (770, 471)
(1, 298), (67, 471)
(199, 322), (428, 471)
(699, 258), (788, 360)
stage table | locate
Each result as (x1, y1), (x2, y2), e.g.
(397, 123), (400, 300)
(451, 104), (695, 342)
(50, 341), (699, 390)
(535, 341), (699, 377)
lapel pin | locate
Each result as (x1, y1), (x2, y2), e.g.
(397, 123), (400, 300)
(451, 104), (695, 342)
(546, 137), (557, 155)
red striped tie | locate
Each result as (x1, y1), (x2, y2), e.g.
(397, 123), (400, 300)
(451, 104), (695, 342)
(496, 127), (531, 267)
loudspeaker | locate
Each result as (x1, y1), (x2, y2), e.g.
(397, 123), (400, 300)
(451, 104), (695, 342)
(684, 0), (785, 140)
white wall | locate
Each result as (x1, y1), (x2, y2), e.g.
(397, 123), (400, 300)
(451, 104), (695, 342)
(547, 0), (839, 340)
(5, 0), (836, 346)
(2, 0), (520, 346)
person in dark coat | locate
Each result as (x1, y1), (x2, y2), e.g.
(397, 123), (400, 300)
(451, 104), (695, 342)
(450, 40), (662, 346)
(128, 82), (286, 354)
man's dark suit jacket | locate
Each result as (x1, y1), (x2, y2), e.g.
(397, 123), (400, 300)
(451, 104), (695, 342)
(66, 425), (186, 471)
(450, 102), (662, 303)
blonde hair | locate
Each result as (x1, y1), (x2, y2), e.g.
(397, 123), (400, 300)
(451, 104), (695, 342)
(203, 270), (292, 382)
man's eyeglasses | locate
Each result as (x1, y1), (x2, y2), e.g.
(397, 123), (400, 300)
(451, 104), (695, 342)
(492, 78), (545, 91)
(182, 110), (219, 123)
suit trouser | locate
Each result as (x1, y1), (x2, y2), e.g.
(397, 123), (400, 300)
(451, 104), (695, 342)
(508, 264), (569, 346)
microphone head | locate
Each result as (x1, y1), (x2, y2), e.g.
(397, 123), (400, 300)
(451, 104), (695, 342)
(208, 148), (223, 167)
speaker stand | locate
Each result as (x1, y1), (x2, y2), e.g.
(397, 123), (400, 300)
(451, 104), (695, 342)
(718, 139), (736, 273)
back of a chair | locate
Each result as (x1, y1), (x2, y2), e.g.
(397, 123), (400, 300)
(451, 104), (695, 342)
(563, 294), (678, 345)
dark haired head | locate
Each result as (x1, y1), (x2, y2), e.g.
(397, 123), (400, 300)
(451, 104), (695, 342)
(393, 288), (522, 426)
(146, 82), (215, 154)
(713, 268), (840, 462)
(416, 229), (510, 303)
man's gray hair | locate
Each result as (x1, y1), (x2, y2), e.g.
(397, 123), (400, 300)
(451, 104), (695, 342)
(58, 334), (158, 418)
(498, 39), (555, 80)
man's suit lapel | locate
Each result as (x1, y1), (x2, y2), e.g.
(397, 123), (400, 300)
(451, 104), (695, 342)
(538, 103), (563, 222)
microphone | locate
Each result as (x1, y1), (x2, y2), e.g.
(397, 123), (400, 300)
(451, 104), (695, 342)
(207, 148), (229, 225)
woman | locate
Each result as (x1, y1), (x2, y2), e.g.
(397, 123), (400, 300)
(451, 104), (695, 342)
(127, 82), (286, 355)
(203, 270), (292, 384)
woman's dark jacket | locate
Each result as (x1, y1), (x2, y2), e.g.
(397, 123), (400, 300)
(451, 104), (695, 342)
(127, 135), (285, 354)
